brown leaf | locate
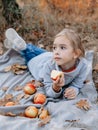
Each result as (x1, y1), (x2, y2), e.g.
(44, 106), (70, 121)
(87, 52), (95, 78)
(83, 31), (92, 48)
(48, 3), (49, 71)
(65, 119), (80, 122)
(24, 94), (31, 99)
(16, 93), (25, 101)
(11, 63), (27, 75)
(4, 66), (12, 72)
(2, 86), (9, 91)
(5, 112), (16, 117)
(76, 99), (90, 110)
(13, 70), (25, 75)
(13, 86), (23, 91)
(18, 112), (25, 117)
(12, 64), (27, 69)
(0, 94), (14, 106)
(31, 80), (44, 87)
(0, 99), (6, 106)
(4, 94), (13, 100)
(38, 116), (51, 127)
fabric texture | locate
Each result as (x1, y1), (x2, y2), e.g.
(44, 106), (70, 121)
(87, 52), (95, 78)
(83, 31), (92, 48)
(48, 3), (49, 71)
(21, 43), (46, 62)
(28, 51), (88, 98)
(0, 49), (98, 130)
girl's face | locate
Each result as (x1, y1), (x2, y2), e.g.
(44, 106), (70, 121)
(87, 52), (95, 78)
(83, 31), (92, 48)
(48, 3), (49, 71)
(53, 36), (78, 69)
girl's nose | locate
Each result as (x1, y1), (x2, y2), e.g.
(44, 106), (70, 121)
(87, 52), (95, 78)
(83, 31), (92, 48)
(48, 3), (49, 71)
(54, 48), (59, 55)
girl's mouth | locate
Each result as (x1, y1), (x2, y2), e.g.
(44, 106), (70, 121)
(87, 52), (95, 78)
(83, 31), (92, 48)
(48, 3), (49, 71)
(54, 57), (61, 60)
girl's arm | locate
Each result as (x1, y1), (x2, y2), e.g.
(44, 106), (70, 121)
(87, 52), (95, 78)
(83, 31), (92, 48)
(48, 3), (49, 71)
(40, 62), (63, 98)
(64, 63), (88, 99)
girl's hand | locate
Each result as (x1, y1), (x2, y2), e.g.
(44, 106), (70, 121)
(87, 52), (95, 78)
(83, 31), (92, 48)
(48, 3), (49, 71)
(52, 74), (65, 92)
(64, 87), (77, 99)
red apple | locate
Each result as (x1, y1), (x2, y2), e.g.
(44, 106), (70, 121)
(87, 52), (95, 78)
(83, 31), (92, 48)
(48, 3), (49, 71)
(25, 106), (38, 118)
(24, 83), (36, 95)
(33, 93), (46, 104)
(51, 70), (63, 81)
(5, 101), (15, 106)
(38, 108), (49, 119)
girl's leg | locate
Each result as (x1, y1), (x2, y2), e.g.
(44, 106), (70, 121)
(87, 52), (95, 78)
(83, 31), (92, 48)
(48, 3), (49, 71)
(4, 28), (47, 63)
(20, 43), (47, 63)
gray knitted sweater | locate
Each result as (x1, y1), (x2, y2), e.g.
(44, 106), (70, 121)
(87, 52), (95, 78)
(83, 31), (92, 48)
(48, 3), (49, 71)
(28, 52), (88, 98)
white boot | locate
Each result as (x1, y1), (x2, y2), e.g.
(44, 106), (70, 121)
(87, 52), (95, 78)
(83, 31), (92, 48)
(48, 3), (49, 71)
(4, 28), (26, 51)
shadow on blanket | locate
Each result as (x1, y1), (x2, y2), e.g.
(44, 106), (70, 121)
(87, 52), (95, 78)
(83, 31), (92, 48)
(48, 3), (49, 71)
(0, 49), (98, 130)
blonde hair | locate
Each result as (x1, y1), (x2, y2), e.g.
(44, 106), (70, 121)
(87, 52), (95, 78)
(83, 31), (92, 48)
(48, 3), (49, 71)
(55, 28), (85, 57)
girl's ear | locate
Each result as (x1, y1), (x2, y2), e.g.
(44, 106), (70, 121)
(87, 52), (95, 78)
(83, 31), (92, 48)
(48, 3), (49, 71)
(74, 49), (81, 59)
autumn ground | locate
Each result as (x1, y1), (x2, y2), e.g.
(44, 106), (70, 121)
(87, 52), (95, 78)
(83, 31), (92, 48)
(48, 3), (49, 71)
(0, 0), (98, 89)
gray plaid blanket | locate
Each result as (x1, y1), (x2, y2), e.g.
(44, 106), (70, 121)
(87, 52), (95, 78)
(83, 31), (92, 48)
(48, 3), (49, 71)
(0, 49), (98, 130)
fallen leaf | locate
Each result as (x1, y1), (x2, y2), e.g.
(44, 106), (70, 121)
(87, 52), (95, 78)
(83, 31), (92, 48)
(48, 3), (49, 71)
(65, 119), (80, 122)
(0, 99), (6, 106)
(38, 116), (51, 127)
(31, 80), (44, 87)
(18, 112), (25, 117)
(4, 66), (12, 72)
(24, 94), (31, 99)
(5, 112), (16, 117)
(11, 63), (27, 75)
(76, 99), (90, 110)
(2, 86), (9, 91)
(13, 70), (25, 75)
(4, 94), (13, 100)
(12, 64), (27, 69)
(16, 93), (25, 101)
(13, 86), (23, 91)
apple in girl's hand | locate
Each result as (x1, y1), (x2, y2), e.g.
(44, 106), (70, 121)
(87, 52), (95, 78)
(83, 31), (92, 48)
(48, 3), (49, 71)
(24, 83), (36, 95)
(5, 101), (15, 106)
(38, 108), (49, 119)
(25, 106), (38, 118)
(33, 93), (46, 104)
(51, 70), (63, 81)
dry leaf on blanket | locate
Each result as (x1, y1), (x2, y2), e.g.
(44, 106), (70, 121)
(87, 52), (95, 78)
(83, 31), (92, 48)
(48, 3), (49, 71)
(38, 107), (50, 119)
(4, 65), (12, 72)
(4, 63), (27, 74)
(65, 119), (80, 122)
(5, 112), (17, 117)
(16, 93), (25, 101)
(4, 94), (13, 100)
(0, 94), (14, 106)
(76, 99), (90, 110)
(0, 99), (6, 106)
(2, 86), (9, 91)
(31, 80), (44, 87)
(5, 101), (19, 106)
(11, 63), (27, 74)
(38, 116), (51, 127)
(13, 86), (23, 91)
(18, 112), (25, 117)
(24, 94), (31, 99)
(12, 63), (27, 70)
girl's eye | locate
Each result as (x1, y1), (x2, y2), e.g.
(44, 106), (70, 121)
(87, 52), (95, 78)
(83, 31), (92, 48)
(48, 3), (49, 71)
(53, 46), (56, 50)
(61, 46), (66, 49)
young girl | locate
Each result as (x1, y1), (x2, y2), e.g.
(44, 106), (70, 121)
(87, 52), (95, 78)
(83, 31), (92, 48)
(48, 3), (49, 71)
(4, 28), (88, 99)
